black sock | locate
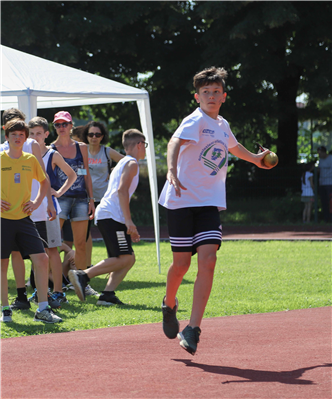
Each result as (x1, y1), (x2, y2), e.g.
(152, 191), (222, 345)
(17, 287), (28, 302)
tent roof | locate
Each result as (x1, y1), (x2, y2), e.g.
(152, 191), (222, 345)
(0, 45), (148, 110)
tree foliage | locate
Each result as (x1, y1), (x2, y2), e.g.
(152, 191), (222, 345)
(1, 1), (331, 164)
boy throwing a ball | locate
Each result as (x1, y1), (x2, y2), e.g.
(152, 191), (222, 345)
(159, 66), (273, 355)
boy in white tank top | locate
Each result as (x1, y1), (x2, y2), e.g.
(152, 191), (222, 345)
(68, 129), (147, 306)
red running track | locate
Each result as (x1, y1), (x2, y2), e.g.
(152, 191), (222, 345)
(1, 307), (331, 399)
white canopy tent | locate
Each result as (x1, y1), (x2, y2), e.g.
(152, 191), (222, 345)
(0, 45), (161, 271)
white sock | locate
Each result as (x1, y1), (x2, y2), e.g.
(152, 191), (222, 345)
(38, 301), (48, 311)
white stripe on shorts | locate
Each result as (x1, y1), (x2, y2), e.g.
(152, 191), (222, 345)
(116, 231), (129, 252)
(193, 230), (222, 245)
(169, 236), (193, 247)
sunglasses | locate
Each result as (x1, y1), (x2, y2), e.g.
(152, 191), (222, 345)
(53, 122), (71, 129)
(87, 132), (103, 138)
(138, 141), (148, 148)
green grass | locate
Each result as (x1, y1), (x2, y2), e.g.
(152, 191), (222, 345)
(1, 241), (331, 339)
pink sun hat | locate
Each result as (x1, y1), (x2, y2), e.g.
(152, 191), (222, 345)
(53, 111), (72, 123)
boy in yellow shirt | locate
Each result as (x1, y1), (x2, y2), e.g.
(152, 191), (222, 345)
(1, 119), (62, 323)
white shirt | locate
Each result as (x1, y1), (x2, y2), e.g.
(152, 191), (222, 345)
(159, 108), (238, 210)
(318, 155), (332, 186)
(95, 155), (139, 224)
(301, 171), (314, 196)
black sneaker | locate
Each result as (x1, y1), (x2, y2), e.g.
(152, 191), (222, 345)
(0, 307), (13, 322)
(51, 291), (68, 304)
(162, 296), (179, 339)
(96, 292), (125, 306)
(68, 270), (89, 301)
(10, 297), (31, 310)
(28, 289), (61, 309)
(177, 325), (201, 355)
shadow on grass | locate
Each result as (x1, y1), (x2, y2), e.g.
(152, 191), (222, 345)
(114, 278), (192, 291)
(173, 359), (332, 385)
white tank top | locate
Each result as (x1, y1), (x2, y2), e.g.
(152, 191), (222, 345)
(31, 148), (61, 222)
(95, 155), (139, 224)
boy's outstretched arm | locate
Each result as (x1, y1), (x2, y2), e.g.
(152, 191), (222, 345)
(118, 160), (140, 242)
(166, 137), (188, 197)
(229, 143), (273, 169)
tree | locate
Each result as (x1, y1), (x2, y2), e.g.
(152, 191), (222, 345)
(1, 2), (331, 165)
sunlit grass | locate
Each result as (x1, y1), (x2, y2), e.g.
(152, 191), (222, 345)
(1, 241), (331, 338)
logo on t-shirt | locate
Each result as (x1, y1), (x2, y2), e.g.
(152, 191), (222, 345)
(199, 140), (228, 176)
(202, 129), (215, 136)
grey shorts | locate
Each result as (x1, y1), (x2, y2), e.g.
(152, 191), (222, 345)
(34, 215), (61, 249)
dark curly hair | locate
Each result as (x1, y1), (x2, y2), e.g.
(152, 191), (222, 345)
(82, 121), (108, 145)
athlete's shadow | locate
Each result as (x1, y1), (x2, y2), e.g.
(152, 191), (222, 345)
(173, 359), (332, 385)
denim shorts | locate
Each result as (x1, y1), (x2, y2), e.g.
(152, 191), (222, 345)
(57, 196), (89, 222)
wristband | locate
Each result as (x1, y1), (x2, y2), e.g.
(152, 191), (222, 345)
(88, 197), (95, 202)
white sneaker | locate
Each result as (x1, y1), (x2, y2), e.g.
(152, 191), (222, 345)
(34, 306), (62, 324)
(1, 307), (12, 322)
(85, 284), (99, 297)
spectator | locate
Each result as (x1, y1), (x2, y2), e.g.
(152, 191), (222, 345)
(51, 111), (98, 296)
(317, 146), (332, 222)
(1, 109), (56, 311)
(1, 118), (61, 323)
(301, 161), (315, 223)
(82, 121), (124, 268)
(28, 116), (77, 305)
(68, 129), (146, 306)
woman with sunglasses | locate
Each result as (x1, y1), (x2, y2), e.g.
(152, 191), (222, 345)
(82, 121), (124, 267)
(51, 111), (95, 275)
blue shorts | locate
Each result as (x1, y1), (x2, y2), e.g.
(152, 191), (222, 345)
(166, 206), (222, 256)
(57, 196), (89, 222)
(1, 217), (45, 260)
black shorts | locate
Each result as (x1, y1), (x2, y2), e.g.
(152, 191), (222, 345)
(34, 221), (49, 249)
(1, 217), (45, 260)
(97, 218), (133, 258)
(167, 206), (222, 256)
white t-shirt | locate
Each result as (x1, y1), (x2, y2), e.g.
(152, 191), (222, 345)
(159, 108), (238, 210)
(318, 155), (332, 186)
(95, 155), (139, 224)
(301, 171), (314, 196)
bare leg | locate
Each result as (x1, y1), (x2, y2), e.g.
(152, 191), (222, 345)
(86, 254), (135, 280)
(11, 251), (26, 288)
(104, 261), (134, 291)
(1, 259), (10, 307)
(86, 232), (93, 267)
(47, 247), (63, 293)
(30, 253), (49, 303)
(71, 220), (88, 270)
(189, 244), (218, 328)
(164, 252), (191, 309)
